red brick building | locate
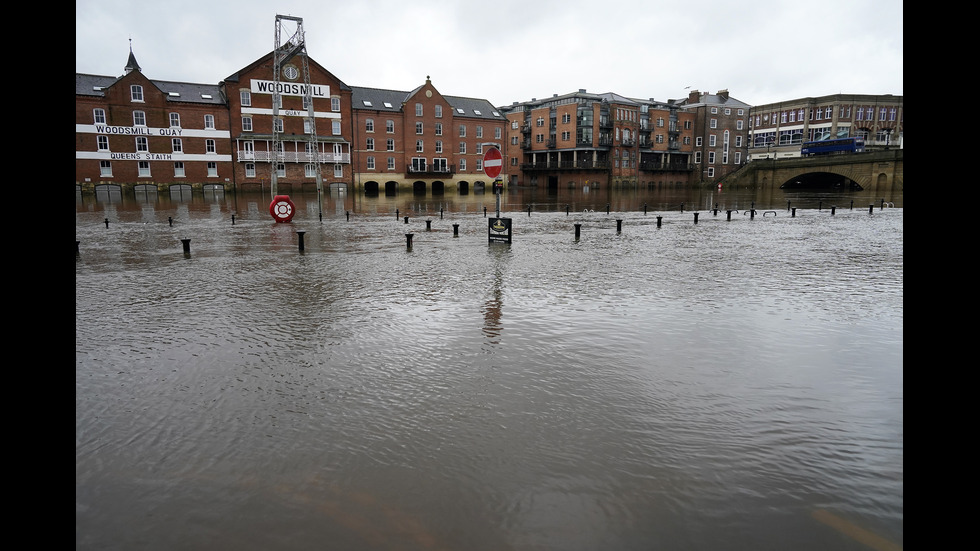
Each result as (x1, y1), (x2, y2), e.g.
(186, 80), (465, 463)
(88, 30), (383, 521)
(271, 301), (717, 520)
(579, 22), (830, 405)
(75, 49), (232, 195)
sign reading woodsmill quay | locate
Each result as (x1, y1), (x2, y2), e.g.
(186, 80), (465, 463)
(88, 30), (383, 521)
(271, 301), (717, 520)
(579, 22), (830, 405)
(488, 217), (512, 244)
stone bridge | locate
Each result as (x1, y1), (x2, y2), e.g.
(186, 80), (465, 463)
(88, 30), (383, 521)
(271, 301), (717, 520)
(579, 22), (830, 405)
(719, 149), (903, 195)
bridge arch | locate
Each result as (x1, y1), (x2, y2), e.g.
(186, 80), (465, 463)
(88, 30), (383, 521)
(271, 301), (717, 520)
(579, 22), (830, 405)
(779, 171), (863, 190)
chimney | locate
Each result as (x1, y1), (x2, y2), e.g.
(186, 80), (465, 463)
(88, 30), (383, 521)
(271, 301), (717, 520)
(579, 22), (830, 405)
(716, 89), (729, 99)
(688, 90), (700, 103)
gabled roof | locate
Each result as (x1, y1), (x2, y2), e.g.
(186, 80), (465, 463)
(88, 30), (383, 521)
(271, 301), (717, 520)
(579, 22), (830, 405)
(351, 85), (504, 120)
(74, 72), (226, 105)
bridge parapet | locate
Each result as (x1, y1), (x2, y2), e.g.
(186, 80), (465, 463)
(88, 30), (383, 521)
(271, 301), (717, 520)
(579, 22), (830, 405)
(717, 149), (902, 192)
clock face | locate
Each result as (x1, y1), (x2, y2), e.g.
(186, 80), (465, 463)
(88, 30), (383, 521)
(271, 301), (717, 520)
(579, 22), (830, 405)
(283, 65), (299, 80)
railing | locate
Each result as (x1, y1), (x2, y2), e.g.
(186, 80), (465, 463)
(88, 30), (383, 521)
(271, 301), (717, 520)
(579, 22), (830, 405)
(238, 151), (351, 163)
(521, 161), (612, 171)
(407, 165), (456, 175)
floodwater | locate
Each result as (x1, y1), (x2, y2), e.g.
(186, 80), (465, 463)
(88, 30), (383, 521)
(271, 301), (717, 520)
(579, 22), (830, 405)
(76, 185), (903, 551)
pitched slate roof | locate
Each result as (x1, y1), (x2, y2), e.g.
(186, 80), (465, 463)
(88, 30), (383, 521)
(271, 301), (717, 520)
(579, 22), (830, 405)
(351, 86), (504, 120)
(75, 73), (226, 105)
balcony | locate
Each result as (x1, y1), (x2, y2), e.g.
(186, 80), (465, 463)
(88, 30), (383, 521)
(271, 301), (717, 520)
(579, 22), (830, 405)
(638, 162), (693, 172)
(407, 164), (456, 176)
(238, 151), (351, 163)
(521, 160), (611, 172)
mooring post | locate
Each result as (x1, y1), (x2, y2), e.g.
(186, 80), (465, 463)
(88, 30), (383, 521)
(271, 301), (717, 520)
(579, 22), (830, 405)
(440, 208), (444, 219)
(426, 219), (432, 230)
(104, 218), (109, 228)
(680, 203), (684, 213)
(566, 205), (570, 215)
(643, 203), (648, 215)
(528, 205), (532, 217)
(405, 233), (414, 249)
(831, 206), (836, 216)
(297, 231), (305, 251)
(657, 216), (663, 228)
(181, 239), (191, 254)
(169, 216), (173, 227)
(869, 204), (874, 214)
(404, 216), (409, 224)
(346, 211), (350, 221)
(483, 206), (487, 217)
(452, 223), (459, 237)
(792, 208), (797, 217)
(693, 212), (699, 224)
(616, 219), (623, 233)
(396, 209), (400, 219)
(727, 210), (732, 221)
(574, 223), (582, 240)
(606, 204), (610, 214)
(232, 214), (236, 225)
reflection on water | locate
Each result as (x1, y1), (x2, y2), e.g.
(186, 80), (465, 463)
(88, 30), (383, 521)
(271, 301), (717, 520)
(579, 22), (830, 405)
(77, 187), (903, 551)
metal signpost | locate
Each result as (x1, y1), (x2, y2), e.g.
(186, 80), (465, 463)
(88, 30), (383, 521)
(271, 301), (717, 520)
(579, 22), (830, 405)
(483, 146), (511, 244)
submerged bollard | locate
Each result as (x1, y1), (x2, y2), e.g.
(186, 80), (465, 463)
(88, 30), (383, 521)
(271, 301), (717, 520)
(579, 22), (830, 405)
(483, 206), (487, 217)
(169, 216), (173, 227)
(405, 233), (414, 249)
(831, 206), (836, 216)
(727, 210), (732, 221)
(787, 200), (792, 212)
(657, 215), (663, 228)
(566, 205), (570, 216)
(606, 203), (610, 214)
(693, 212), (699, 224)
(792, 208), (797, 217)
(404, 216), (409, 224)
(426, 219), (432, 230)
(574, 223), (582, 240)
(440, 208), (444, 219)
(396, 209), (400, 219)
(643, 203), (648, 215)
(869, 204), (874, 214)
(76, 241), (80, 255)
(616, 219), (623, 233)
(453, 223), (459, 237)
(104, 218), (109, 228)
(296, 231), (305, 251)
(750, 209), (756, 220)
(346, 211), (350, 221)
(232, 214), (236, 225)
(181, 239), (191, 254)
(528, 205), (532, 217)
(680, 203), (684, 213)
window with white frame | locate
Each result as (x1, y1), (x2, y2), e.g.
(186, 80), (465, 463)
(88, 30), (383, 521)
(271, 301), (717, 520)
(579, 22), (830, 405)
(366, 119), (374, 132)
(416, 140), (424, 153)
(331, 97), (340, 111)
(172, 138), (182, 152)
(246, 163), (255, 177)
(208, 162), (217, 177)
(332, 121), (341, 135)
(241, 90), (251, 106)
(459, 125), (466, 137)
(131, 85), (143, 102)
(205, 114), (215, 129)
(367, 156), (375, 170)
(415, 103), (423, 116)
(138, 161), (151, 176)
(708, 152), (715, 164)
(709, 135), (716, 147)
(276, 163), (285, 177)
(243, 117), (252, 131)
(174, 162), (185, 177)
(170, 113), (180, 127)
(205, 139), (215, 154)
(274, 118), (283, 133)
(476, 126), (483, 138)
(94, 108), (106, 124)
(97, 136), (109, 151)
(387, 120), (394, 133)
(387, 157), (395, 170)
(458, 159), (466, 171)
(133, 111), (146, 126)
(100, 161), (112, 176)
(387, 139), (394, 151)
(366, 138), (374, 151)
(459, 142), (466, 154)
(136, 137), (148, 152)
(495, 127), (501, 139)
(333, 164), (343, 177)
(306, 163), (319, 176)
(416, 122), (424, 135)
(435, 141), (443, 153)
(710, 119), (717, 129)
(435, 105), (442, 118)
(435, 123), (442, 136)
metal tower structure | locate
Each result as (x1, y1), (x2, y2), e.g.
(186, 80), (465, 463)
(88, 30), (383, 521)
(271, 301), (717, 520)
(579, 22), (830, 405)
(270, 15), (322, 206)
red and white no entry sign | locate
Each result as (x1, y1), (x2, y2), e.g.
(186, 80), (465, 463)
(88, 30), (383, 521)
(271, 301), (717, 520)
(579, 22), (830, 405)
(483, 147), (502, 179)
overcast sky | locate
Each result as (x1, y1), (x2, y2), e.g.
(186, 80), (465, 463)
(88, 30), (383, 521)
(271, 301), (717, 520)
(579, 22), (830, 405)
(76, 0), (902, 108)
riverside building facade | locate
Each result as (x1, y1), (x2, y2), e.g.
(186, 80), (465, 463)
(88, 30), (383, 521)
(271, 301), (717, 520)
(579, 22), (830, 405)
(75, 49), (233, 195)
(499, 90), (698, 190)
(747, 94), (904, 161)
(674, 89), (752, 184)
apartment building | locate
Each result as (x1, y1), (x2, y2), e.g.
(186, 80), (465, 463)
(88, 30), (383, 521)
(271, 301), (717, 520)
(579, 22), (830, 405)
(499, 90), (697, 190)
(674, 89), (751, 184)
